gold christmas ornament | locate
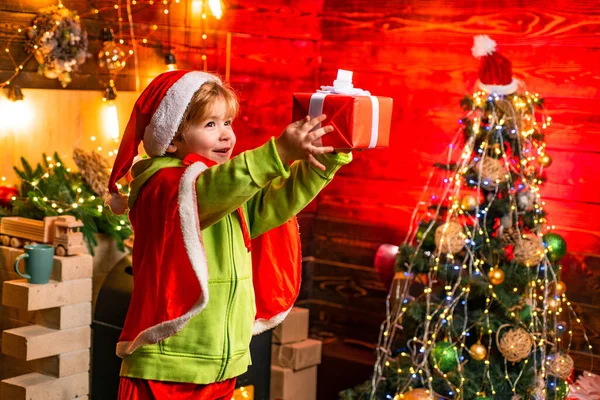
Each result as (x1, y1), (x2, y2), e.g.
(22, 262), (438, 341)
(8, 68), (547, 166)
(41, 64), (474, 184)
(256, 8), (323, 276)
(548, 297), (560, 310)
(434, 222), (465, 254)
(469, 342), (487, 361)
(548, 353), (574, 380)
(397, 388), (435, 400)
(461, 194), (478, 211)
(539, 154), (552, 167)
(476, 157), (507, 187)
(497, 325), (532, 362)
(554, 280), (567, 296)
(488, 268), (505, 285)
(513, 234), (545, 267)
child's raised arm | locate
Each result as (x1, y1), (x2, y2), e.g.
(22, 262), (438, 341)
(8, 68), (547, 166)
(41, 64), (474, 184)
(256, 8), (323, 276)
(194, 114), (337, 229)
(245, 151), (351, 238)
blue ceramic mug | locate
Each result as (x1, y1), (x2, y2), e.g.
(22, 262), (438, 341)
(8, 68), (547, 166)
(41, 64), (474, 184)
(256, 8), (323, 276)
(14, 244), (55, 284)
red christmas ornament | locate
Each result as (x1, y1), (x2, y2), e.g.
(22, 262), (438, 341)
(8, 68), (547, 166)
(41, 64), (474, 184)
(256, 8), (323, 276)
(0, 185), (19, 207)
(374, 244), (399, 288)
(504, 244), (515, 262)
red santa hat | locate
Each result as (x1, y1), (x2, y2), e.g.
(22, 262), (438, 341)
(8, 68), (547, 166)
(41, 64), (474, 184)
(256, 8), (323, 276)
(105, 70), (221, 214)
(472, 35), (519, 95)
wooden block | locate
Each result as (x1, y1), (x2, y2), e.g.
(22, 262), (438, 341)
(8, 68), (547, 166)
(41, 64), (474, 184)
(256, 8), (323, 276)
(0, 246), (14, 268)
(0, 315), (29, 334)
(273, 307), (310, 344)
(0, 371), (88, 400)
(270, 365), (317, 400)
(272, 339), (322, 371)
(3, 349), (90, 378)
(2, 325), (90, 361)
(44, 349), (90, 377)
(17, 303), (92, 330)
(52, 255), (93, 281)
(2, 279), (91, 311)
(0, 353), (31, 382)
(0, 246), (22, 266)
(0, 247), (23, 289)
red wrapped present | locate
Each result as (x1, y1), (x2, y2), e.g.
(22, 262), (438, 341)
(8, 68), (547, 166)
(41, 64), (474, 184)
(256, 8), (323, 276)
(292, 69), (393, 149)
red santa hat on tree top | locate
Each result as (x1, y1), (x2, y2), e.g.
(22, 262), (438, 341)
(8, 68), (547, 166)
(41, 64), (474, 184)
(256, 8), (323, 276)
(105, 70), (220, 214)
(472, 35), (519, 95)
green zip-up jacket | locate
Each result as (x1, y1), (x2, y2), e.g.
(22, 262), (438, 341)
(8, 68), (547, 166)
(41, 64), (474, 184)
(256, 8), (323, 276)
(118, 138), (351, 383)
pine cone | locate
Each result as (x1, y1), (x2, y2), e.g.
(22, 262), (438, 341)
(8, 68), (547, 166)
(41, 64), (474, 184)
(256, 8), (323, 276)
(73, 148), (111, 196)
(500, 226), (521, 245)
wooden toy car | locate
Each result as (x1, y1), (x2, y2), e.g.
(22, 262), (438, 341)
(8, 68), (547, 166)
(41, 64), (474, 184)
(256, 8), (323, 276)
(0, 216), (86, 256)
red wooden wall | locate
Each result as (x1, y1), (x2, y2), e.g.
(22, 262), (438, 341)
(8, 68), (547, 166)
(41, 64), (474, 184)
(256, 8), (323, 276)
(309, 0), (600, 371)
(1, 0), (599, 370)
(317, 0), (600, 253)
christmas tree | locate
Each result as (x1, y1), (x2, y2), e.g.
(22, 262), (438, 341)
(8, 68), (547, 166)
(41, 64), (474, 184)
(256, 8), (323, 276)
(341, 36), (593, 400)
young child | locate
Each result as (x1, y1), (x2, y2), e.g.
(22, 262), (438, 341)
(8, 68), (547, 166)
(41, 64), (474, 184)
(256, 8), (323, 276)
(105, 70), (352, 399)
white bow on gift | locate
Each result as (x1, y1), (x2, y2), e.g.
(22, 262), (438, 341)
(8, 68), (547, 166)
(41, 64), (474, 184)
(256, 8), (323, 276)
(308, 69), (380, 148)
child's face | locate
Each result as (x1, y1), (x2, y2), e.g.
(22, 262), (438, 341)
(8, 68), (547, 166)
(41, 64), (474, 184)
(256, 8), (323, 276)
(173, 98), (236, 164)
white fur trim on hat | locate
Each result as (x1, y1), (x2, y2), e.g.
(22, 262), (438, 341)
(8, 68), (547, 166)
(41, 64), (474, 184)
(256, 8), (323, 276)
(143, 71), (222, 157)
(476, 78), (519, 95)
(472, 35), (497, 58)
(116, 161), (209, 357)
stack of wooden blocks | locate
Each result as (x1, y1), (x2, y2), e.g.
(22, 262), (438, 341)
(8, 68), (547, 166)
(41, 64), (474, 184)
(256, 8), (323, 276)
(270, 307), (322, 400)
(0, 246), (92, 400)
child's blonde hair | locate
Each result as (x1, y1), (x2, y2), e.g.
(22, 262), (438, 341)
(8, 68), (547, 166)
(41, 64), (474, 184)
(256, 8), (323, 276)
(173, 80), (238, 143)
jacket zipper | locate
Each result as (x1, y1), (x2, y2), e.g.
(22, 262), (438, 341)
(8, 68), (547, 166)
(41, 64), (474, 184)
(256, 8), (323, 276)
(217, 214), (238, 381)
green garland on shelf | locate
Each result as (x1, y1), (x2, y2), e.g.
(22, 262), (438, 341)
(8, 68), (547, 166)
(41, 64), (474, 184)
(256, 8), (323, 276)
(0, 152), (131, 254)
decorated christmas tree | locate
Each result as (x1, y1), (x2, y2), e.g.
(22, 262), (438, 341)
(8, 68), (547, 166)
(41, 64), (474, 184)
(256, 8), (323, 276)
(341, 36), (594, 400)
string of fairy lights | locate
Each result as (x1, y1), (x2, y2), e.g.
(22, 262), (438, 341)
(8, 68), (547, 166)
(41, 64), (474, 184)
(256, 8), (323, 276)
(6, 155), (127, 219)
(0, 0), (224, 184)
(1, 0), (223, 89)
(371, 88), (594, 399)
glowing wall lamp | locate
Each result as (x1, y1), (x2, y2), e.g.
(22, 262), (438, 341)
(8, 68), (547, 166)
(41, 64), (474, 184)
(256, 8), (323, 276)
(165, 52), (177, 71)
(208, 0), (223, 19)
(0, 85), (33, 133)
(102, 80), (120, 141)
(191, 0), (223, 19)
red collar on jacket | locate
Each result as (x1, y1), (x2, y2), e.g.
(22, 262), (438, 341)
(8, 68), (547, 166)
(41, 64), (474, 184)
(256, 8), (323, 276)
(182, 152), (252, 252)
(183, 153), (217, 167)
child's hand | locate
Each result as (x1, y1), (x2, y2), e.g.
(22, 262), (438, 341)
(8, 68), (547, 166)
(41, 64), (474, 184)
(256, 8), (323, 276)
(275, 114), (335, 171)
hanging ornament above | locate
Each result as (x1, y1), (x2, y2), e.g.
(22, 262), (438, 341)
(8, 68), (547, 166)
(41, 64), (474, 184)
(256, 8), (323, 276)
(98, 28), (127, 75)
(25, 4), (89, 88)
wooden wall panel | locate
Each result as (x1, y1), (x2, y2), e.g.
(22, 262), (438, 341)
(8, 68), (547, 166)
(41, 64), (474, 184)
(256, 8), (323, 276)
(1, 0), (599, 374)
(0, 0), (322, 91)
(301, 0), (600, 373)
(0, 89), (139, 183)
(0, 0), (321, 178)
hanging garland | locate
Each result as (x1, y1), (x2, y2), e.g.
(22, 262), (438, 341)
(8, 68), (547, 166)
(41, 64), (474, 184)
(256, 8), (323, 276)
(24, 4), (89, 87)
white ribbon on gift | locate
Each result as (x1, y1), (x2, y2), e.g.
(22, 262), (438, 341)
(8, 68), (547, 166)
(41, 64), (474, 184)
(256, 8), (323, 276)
(307, 74), (380, 149)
